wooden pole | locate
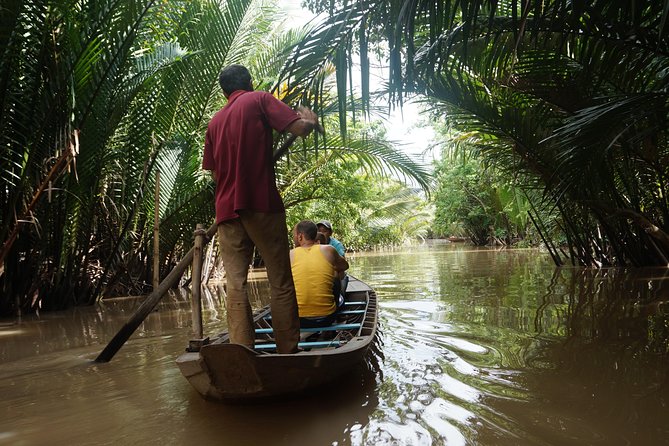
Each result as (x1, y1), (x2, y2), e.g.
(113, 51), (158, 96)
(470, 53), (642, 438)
(202, 232), (215, 285)
(95, 223), (216, 362)
(191, 224), (205, 339)
(153, 171), (160, 290)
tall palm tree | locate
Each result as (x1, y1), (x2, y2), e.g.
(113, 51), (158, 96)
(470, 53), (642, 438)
(312, 0), (669, 266)
(0, 0), (432, 315)
(0, 0), (186, 312)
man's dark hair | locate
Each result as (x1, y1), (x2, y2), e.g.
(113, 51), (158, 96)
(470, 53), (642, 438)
(296, 220), (318, 241)
(219, 64), (252, 95)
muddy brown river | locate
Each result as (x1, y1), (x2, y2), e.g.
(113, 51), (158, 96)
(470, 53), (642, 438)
(2, 242), (668, 445)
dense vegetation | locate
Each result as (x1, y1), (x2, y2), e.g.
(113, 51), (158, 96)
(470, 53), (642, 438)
(0, 0), (428, 316)
(307, 0), (669, 267)
(283, 121), (432, 250)
(4, 0), (669, 316)
(432, 156), (530, 246)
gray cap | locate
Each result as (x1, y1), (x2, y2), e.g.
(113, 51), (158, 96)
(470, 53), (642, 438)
(316, 220), (332, 230)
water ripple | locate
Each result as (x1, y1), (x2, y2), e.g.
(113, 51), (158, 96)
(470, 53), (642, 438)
(347, 247), (669, 445)
(3, 245), (669, 445)
(365, 295), (536, 445)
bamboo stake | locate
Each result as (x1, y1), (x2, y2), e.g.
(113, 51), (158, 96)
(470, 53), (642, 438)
(202, 232), (213, 284)
(153, 171), (160, 290)
(191, 224), (205, 339)
(95, 223), (216, 362)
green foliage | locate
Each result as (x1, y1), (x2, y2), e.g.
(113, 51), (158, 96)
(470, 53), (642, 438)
(433, 158), (490, 243)
(411, 3), (669, 264)
(0, 0), (302, 313)
(282, 119), (431, 250)
(308, 0), (669, 266)
(0, 0), (432, 315)
(286, 170), (430, 251)
(0, 0), (188, 312)
(432, 153), (534, 246)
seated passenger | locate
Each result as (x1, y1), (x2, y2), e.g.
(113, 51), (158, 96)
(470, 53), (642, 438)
(316, 219), (349, 297)
(290, 220), (349, 327)
(315, 232), (328, 245)
(315, 230), (346, 307)
(317, 220), (346, 256)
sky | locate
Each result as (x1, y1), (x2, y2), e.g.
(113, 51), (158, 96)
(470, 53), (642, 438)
(383, 100), (438, 163)
(278, 0), (437, 164)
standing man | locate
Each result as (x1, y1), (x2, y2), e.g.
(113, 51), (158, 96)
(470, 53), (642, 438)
(317, 220), (346, 256)
(203, 64), (319, 353)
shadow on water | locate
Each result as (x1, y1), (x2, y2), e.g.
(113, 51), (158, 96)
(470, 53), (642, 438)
(180, 361), (381, 446)
(2, 243), (669, 445)
(0, 280), (384, 446)
(180, 327), (386, 446)
(0, 310), (383, 446)
(505, 268), (669, 446)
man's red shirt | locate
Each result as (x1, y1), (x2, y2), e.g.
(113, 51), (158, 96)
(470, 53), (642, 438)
(203, 90), (300, 223)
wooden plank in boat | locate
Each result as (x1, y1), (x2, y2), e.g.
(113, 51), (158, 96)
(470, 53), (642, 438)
(255, 340), (342, 350)
(200, 343), (264, 394)
(345, 278), (372, 293)
(255, 323), (361, 334)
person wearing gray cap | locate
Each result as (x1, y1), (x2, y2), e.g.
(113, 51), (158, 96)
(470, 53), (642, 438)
(316, 220), (345, 256)
(316, 219), (348, 303)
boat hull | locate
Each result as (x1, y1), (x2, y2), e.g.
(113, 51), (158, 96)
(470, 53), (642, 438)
(177, 277), (378, 400)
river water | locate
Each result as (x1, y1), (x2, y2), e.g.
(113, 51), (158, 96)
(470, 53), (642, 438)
(2, 242), (669, 445)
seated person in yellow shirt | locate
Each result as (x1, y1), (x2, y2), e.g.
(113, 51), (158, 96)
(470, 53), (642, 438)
(290, 220), (349, 327)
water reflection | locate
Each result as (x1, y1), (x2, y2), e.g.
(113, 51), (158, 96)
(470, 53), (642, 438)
(350, 244), (669, 445)
(1, 243), (669, 445)
(0, 291), (195, 363)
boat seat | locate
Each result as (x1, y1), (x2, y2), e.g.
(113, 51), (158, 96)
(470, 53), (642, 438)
(254, 340), (342, 350)
(255, 323), (361, 334)
(263, 302), (366, 320)
(337, 309), (365, 315)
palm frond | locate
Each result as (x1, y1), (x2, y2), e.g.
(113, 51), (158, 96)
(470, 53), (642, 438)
(315, 135), (432, 193)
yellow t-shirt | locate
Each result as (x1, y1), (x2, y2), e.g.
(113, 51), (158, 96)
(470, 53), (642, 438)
(291, 245), (336, 317)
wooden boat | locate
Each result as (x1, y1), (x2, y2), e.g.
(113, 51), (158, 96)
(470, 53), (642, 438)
(176, 276), (378, 401)
(447, 236), (467, 242)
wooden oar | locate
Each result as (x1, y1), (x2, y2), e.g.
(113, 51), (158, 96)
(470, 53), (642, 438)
(95, 126), (318, 363)
(95, 223), (217, 362)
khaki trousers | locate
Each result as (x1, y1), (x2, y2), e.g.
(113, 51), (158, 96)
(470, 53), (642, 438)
(217, 210), (299, 353)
